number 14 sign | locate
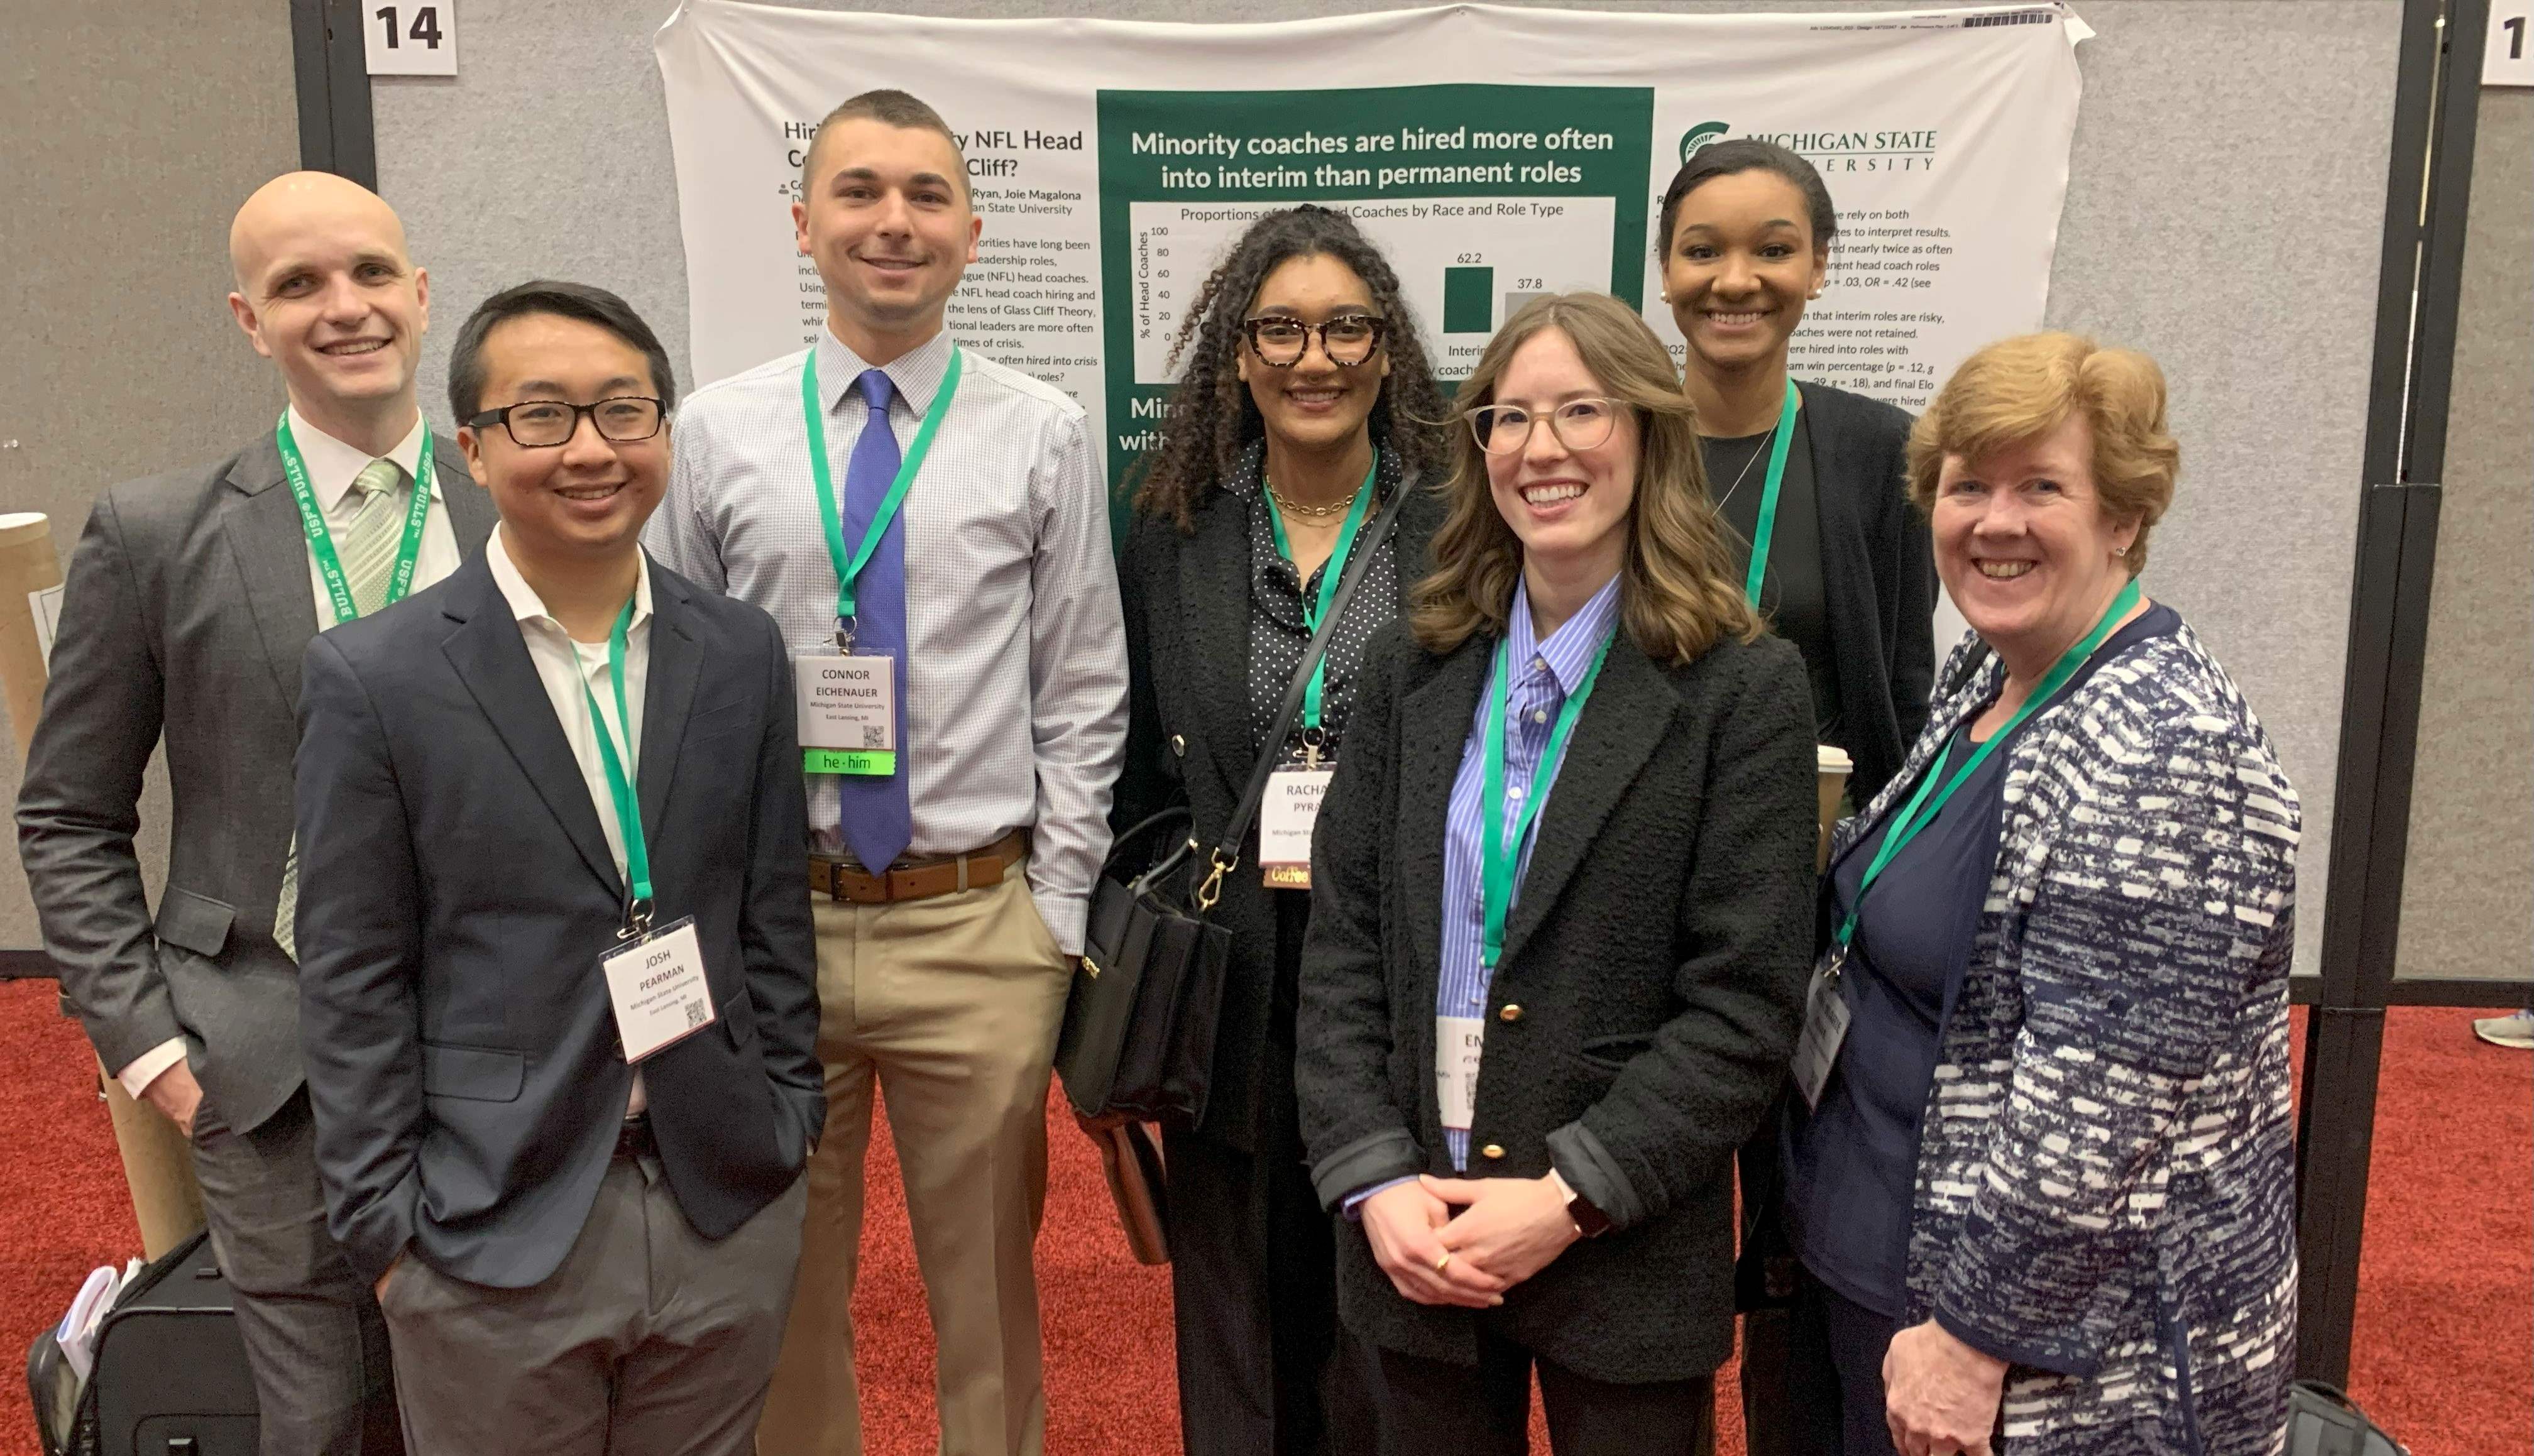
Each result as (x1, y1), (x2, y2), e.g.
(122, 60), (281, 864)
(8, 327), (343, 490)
(366, 3), (457, 77)
(2491, 1), (2532, 87)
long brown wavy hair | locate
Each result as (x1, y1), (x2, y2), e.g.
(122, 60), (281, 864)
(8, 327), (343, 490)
(1127, 205), (1451, 531)
(1411, 292), (1762, 665)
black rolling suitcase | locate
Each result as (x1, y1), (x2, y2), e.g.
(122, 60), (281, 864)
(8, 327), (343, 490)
(26, 1228), (261, 1456)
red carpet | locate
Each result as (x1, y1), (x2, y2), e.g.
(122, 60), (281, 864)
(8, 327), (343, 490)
(1, 983), (2524, 1454)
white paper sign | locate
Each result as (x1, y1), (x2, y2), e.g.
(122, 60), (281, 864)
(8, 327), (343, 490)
(600, 917), (715, 1063)
(656, 1), (2086, 483)
(2489, 3), (2533, 86)
(366, 2), (458, 77)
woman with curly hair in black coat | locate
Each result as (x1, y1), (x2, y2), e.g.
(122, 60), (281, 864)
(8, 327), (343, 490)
(1107, 204), (1452, 1455)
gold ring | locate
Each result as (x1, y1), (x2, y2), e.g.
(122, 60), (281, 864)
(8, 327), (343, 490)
(1433, 1251), (1453, 1273)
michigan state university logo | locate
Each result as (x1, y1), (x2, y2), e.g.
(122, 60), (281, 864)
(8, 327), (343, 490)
(1679, 121), (1730, 162)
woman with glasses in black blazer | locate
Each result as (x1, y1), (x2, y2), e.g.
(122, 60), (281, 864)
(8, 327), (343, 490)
(1296, 293), (1816, 1455)
(1110, 204), (1452, 1456)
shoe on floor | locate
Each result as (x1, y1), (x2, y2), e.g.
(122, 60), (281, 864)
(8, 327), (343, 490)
(2471, 1009), (2534, 1049)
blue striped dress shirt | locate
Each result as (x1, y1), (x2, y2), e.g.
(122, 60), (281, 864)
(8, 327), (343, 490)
(1435, 574), (1625, 1169)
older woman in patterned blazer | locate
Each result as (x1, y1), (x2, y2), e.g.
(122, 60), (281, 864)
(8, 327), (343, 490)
(1774, 332), (2300, 1456)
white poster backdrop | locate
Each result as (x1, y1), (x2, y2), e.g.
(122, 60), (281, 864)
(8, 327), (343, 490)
(657, 0), (2085, 506)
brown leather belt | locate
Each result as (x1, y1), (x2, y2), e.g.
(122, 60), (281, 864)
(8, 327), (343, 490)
(809, 829), (1028, 905)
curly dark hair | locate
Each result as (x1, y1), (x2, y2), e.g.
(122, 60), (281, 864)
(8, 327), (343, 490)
(1129, 205), (1451, 531)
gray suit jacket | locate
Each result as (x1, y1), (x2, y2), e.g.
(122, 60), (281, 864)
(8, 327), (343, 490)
(16, 432), (496, 1136)
(293, 552), (825, 1289)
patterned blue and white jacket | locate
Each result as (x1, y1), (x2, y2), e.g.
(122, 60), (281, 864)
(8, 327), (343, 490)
(1824, 617), (2300, 1455)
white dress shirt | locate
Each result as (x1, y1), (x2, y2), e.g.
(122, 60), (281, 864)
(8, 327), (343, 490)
(118, 405), (463, 1100)
(287, 404), (463, 624)
(487, 527), (656, 1114)
(645, 328), (1127, 953)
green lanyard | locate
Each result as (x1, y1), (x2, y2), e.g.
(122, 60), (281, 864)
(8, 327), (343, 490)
(1478, 625), (1616, 968)
(1262, 453), (1379, 733)
(800, 346), (963, 650)
(1835, 577), (2143, 955)
(579, 595), (654, 926)
(1740, 377), (1801, 608)
(275, 412), (435, 625)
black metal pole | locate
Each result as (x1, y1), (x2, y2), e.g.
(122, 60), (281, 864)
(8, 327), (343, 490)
(290, 0), (379, 188)
(2293, 0), (2487, 1388)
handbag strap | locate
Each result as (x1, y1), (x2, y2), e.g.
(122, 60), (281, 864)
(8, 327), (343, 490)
(1190, 484), (1408, 909)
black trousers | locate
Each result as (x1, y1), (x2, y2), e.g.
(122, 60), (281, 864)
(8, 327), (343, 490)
(1161, 890), (1375, 1456)
(1363, 1325), (1716, 1456)
(1783, 1264), (1900, 1456)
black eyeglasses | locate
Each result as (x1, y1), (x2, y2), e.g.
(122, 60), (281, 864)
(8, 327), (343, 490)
(468, 397), (667, 448)
(1241, 314), (1388, 368)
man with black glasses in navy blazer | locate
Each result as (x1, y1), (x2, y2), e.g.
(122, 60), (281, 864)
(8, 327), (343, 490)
(293, 280), (823, 1456)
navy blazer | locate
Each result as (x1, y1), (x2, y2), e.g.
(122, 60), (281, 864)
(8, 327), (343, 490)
(292, 549), (823, 1289)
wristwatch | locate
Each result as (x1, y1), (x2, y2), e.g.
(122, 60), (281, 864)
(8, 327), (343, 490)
(1548, 1168), (1613, 1239)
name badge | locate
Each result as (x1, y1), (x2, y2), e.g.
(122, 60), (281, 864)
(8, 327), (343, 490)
(1436, 1014), (1485, 1132)
(796, 652), (897, 775)
(1258, 766), (1334, 888)
(599, 915), (716, 1063)
(1789, 954), (1853, 1111)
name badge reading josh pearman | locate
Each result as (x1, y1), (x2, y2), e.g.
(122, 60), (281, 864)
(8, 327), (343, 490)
(1257, 766), (1334, 888)
(797, 653), (897, 775)
(600, 916), (716, 1063)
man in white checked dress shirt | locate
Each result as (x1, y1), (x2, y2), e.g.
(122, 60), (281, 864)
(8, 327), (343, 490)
(17, 172), (496, 1455)
(645, 90), (1127, 1456)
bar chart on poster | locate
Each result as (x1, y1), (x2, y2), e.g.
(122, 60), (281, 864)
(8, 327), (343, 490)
(1121, 195), (1620, 384)
(1097, 83), (1654, 449)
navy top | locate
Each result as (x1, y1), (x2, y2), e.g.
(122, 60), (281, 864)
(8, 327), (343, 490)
(1782, 603), (2182, 1318)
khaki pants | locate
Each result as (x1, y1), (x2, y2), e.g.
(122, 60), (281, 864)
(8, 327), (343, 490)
(757, 863), (1073, 1456)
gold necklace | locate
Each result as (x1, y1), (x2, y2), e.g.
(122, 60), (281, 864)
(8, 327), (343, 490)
(1264, 478), (1353, 520)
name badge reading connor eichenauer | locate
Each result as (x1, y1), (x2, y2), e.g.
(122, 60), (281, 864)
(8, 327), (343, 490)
(1257, 765), (1334, 888)
(599, 915), (716, 1064)
(797, 653), (897, 775)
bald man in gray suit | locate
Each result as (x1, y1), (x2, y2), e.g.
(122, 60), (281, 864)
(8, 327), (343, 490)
(16, 172), (496, 1456)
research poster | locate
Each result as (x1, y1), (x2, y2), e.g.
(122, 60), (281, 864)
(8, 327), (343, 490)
(657, 1), (2087, 486)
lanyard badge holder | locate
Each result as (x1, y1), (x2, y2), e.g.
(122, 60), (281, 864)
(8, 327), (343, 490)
(1789, 577), (2144, 1110)
(275, 412), (437, 626)
(582, 596), (718, 1063)
(1256, 457), (1378, 889)
(795, 347), (963, 777)
(1439, 627), (1616, 1136)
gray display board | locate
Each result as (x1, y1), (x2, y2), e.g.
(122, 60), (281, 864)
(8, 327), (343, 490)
(373, 0), (2409, 974)
(2397, 87), (2532, 988)
(0, 1), (303, 958)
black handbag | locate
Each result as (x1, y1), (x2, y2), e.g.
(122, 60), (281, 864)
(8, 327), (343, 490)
(1056, 496), (1405, 1124)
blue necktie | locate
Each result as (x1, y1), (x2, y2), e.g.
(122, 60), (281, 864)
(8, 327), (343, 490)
(836, 368), (914, 870)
